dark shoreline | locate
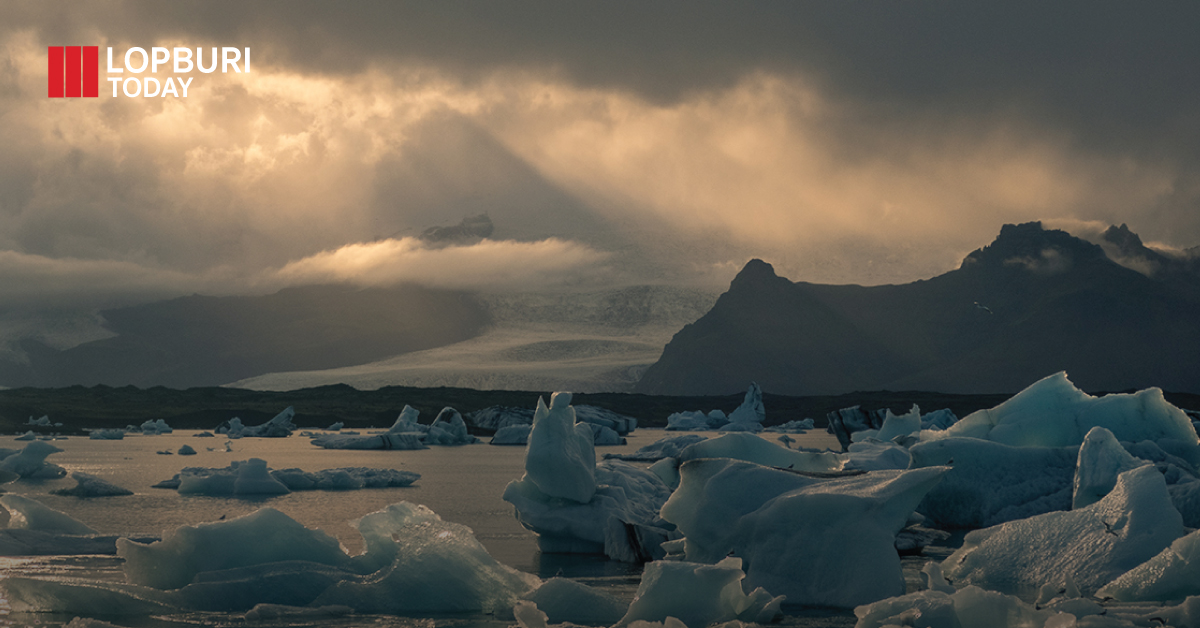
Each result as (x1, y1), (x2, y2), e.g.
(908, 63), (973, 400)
(3, 384), (1197, 435)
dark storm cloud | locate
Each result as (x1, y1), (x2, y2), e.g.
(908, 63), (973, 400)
(17, 1), (1200, 147)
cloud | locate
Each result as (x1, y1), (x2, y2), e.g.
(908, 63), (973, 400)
(271, 237), (610, 291)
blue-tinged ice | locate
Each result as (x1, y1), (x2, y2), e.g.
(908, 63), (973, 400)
(614, 557), (783, 628)
(931, 371), (1197, 447)
(217, 407), (296, 438)
(0, 440), (67, 478)
(1, 494), (97, 535)
(523, 392), (596, 504)
(943, 465), (1185, 595)
(660, 458), (947, 607)
(1073, 426), (1150, 509)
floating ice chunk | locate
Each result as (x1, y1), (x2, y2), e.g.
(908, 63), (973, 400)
(13, 430), (37, 441)
(523, 392), (596, 503)
(725, 382), (766, 431)
(386, 405), (422, 433)
(0, 440), (67, 478)
(243, 603), (352, 621)
(1073, 426), (1150, 509)
(313, 502), (539, 613)
(614, 557), (783, 628)
(1, 494), (97, 535)
(177, 458), (289, 496)
(158, 462), (418, 493)
(425, 407), (481, 445)
(677, 432), (845, 474)
(920, 561), (956, 594)
(51, 472), (133, 498)
(177, 444), (196, 455)
(854, 586), (1061, 628)
(468, 406), (534, 431)
(27, 415), (52, 426)
(574, 405), (638, 435)
(909, 437), (1077, 528)
(875, 405), (922, 442)
(661, 458), (948, 607)
(666, 411), (718, 431)
(944, 465), (1185, 595)
(521, 577), (628, 624)
(118, 508), (355, 590)
(505, 459), (673, 561)
(217, 407), (296, 438)
(937, 372), (1197, 447)
(1097, 528), (1200, 602)
(140, 419), (173, 435)
(588, 423), (625, 445)
(763, 418), (815, 433)
(514, 600), (550, 628)
(921, 408), (959, 431)
(491, 424), (532, 445)
(312, 431), (427, 450)
(88, 429), (125, 440)
(325, 422), (344, 431)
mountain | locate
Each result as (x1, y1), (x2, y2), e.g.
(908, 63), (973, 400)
(0, 284), (490, 388)
(636, 222), (1200, 395)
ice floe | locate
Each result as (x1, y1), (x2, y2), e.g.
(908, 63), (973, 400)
(153, 458), (419, 495)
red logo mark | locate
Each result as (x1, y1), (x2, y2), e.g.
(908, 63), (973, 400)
(48, 46), (99, 98)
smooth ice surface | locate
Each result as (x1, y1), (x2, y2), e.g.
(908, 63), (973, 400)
(521, 577), (628, 624)
(676, 432), (844, 474)
(661, 459), (948, 607)
(523, 392), (596, 503)
(844, 441), (912, 471)
(50, 472), (133, 497)
(937, 372), (1198, 447)
(1073, 426), (1149, 509)
(615, 557), (783, 628)
(1097, 528), (1200, 602)
(909, 437), (1077, 528)
(943, 465), (1185, 595)
(1, 494), (98, 535)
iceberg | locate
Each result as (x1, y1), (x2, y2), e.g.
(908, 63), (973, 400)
(491, 424), (532, 445)
(665, 384), (764, 433)
(0, 440), (68, 479)
(606, 434), (708, 462)
(87, 429), (125, 440)
(423, 407), (482, 445)
(936, 372), (1197, 447)
(4, 501), (538, 615)
(762, 418), (816, 433)
(51, 472), (134, 497)
(155, 459), (419, 494)
(943, 465), (1185, 595)
(660, 458), (948, 607)
(1073, 426), (1150, 509)
(1097, 528), (1200, 602)
(504, 393), (674, 561)
(140, 419), (173, 435)
(909, 437), (1077, 528)
(676, 432), (844, 474)
(521, 577), (628, 625)
(523, 392), (597, 504)
(614, 557), (783, 628)
(2, 494), (97, 535)
(217, 407), (296, 438)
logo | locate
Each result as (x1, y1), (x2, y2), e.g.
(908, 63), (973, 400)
(48, 46), (250, 98)
(48, 46), (99, 97)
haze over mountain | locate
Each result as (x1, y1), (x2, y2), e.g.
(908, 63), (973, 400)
(637, 223), (1200, 396)
(0, 284), (490, 388)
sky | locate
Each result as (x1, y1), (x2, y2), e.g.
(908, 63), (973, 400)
(2, 1), (1199, 310)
